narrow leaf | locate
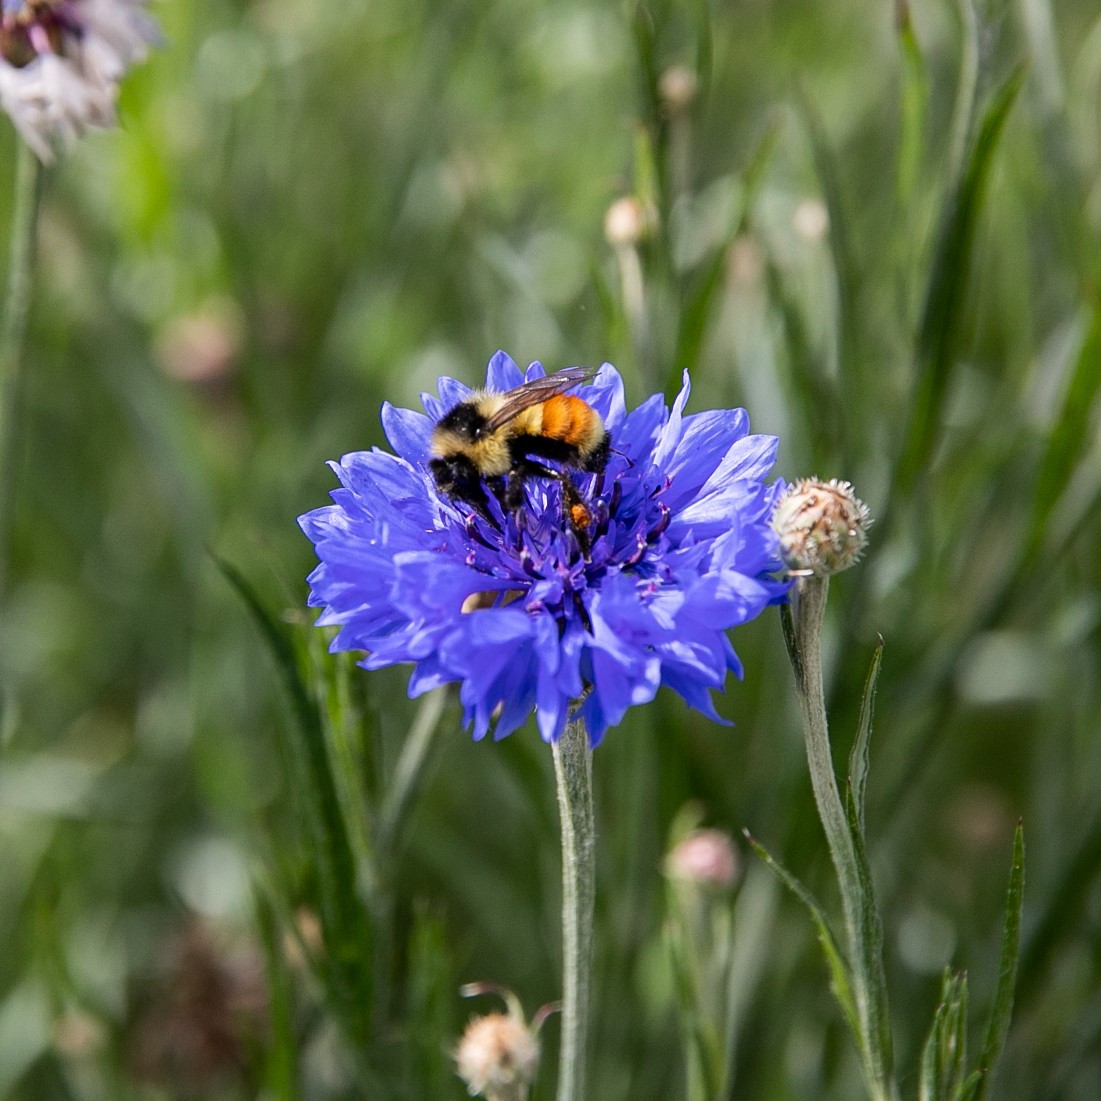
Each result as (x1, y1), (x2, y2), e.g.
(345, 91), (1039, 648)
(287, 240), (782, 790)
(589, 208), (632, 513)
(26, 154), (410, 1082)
(954, 1069), (985, 1101)
(849, 638), (884, 833)
(690, 0), (713, 101)
(306, 634), (376, 881)
(779, 603), (805, 691)
(895, 1), (929, 209)
(674, 119), (781, 375)
(973, 822), (1025, 1101)
(798, 90), (860, 362)
(797, 87), (864, 471)
(214, 556), (374, 1040)
(1025, 303), (1101, 565)
(897, 64), (1026, 491)
(254, 884), (301, 1101)
(844, 784), (895, 1088)
(920, 970), (969, 1101)
(379, 686), (449, 856)
(744, 831), (861, 1049)
(763, 235), (842, 465)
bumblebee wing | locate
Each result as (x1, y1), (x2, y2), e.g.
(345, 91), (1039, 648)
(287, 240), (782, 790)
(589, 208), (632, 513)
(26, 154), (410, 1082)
(482, 367), (599, 432)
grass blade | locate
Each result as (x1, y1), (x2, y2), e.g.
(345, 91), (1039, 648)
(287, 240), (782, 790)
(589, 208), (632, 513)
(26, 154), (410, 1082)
(1025, 304), (1101, 565)
(674, 119), (782, 376)
(254, 884), (301, 1101)
(744, 830), (861, 1052)
(797, 90), (861, 466)
(945, 0), (980, 193)
(895, 0), (929, 210)
(848, 638), (884, 833)
(214, 555), (374, 1041)
(973, 822), (1025, 1101)
(306, 636), (377, 883)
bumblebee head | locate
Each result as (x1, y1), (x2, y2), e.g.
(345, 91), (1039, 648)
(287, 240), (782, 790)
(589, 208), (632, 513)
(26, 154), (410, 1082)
(435, 401), (488, 442)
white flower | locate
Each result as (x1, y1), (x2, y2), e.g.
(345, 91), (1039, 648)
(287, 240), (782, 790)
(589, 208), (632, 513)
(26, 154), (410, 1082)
(0, 1), (160, 162)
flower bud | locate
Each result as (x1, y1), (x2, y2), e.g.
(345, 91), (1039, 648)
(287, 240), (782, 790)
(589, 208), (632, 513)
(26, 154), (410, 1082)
(772, 477), (870, 576)
(792, 197), (829, 242)
(658, 64), (699, 113)
(665, 828), (740, 890)
(603, 196), (655, 249)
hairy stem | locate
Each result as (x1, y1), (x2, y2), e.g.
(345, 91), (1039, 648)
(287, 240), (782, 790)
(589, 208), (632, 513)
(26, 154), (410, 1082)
(783, 576), (898, 1101)
(552, 712), (595, 1101)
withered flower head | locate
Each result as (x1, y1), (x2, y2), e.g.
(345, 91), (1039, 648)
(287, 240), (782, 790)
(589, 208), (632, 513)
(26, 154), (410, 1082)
(455, 984), (555, 1101)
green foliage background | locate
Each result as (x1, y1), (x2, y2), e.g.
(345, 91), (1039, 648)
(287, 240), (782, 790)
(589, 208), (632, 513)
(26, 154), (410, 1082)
(0, 0), (1099, 1097)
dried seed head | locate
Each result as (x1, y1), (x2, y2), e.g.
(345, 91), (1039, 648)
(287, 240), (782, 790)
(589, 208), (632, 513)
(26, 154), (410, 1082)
(665, 828), (740, 890)
(772, 477), (870, 577)
(455, 1011), (540, 1101)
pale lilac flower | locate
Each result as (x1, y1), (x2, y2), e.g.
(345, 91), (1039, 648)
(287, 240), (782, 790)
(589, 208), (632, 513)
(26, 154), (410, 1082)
(0, 0), (159, 162)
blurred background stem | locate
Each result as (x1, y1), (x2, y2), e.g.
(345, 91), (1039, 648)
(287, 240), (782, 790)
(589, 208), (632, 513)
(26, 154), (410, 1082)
(552, 710), (595, 1101)
(371, 686), (450, 1030)
(379, 686), (449, 855)
(0, 143), (41, 597)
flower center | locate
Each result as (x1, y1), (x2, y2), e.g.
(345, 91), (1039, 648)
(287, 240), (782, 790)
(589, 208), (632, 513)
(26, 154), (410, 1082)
(1, 1), (72, 68)
(445, 456), (675, 632)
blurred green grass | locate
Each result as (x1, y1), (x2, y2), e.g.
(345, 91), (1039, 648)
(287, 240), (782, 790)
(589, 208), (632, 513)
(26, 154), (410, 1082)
(0, 0), (1100, 1097)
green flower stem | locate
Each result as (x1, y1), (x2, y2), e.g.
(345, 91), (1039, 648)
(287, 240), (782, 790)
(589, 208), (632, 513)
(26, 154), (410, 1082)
(372, 686), (449, 1033)
(552, 710), (595, 1101)
(783, 576), (898, 1101)
(613, 242), (652, 390)
(0, 142), (43, 596)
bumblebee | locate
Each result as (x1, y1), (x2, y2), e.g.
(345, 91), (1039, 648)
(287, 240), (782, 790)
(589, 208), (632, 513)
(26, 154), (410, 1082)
(429, 366), (611, 546)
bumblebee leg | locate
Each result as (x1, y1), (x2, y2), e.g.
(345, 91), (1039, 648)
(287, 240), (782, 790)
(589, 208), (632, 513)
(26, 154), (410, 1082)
(504, 458), (595, 556)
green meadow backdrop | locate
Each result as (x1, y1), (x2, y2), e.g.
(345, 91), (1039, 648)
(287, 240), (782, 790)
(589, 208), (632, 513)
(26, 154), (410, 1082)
(0, 0), (1099, 1097)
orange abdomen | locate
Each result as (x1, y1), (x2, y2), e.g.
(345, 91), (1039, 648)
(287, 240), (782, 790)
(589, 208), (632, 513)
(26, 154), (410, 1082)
(540, 394), (594, 445)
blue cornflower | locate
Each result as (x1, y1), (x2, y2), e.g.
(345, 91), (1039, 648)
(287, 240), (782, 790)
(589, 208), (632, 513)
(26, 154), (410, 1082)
(299, 352), (788, 745)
